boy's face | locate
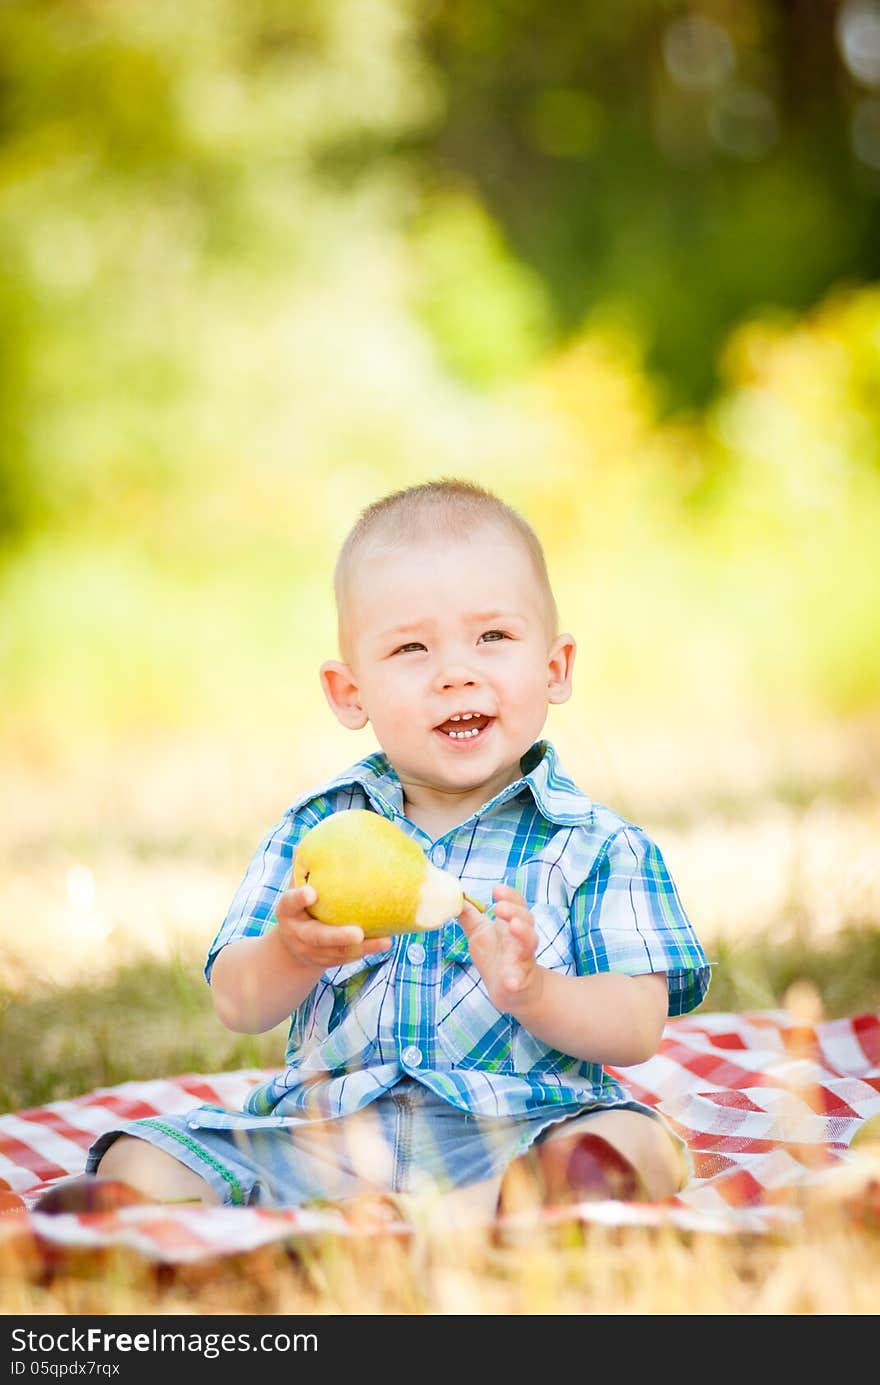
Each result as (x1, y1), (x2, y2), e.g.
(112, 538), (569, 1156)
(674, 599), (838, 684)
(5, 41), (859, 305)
(320, 526), (575, 805)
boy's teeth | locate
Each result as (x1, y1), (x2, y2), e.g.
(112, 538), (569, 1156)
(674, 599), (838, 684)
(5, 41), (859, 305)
(437, 712), (491, 738)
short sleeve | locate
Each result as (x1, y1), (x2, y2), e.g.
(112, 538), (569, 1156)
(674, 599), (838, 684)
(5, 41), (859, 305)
(204, 812), (310, 984)
(571, 824), (711, 1017)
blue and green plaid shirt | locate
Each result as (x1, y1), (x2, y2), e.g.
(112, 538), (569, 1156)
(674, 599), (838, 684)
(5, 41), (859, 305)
(202, 739), (710, 1124)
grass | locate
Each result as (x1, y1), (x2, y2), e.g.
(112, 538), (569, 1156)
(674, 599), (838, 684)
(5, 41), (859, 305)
(0, 951), (286, 1115)
(701, 923), (880, 1018)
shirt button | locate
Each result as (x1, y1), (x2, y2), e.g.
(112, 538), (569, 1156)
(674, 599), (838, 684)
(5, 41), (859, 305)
(406, 942), (426, 965)
(432, 845), (447, 868)
(401, 1045), (423, 1068)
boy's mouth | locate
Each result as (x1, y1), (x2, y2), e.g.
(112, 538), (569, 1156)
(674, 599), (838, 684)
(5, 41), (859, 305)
(434, 712), (494, 743)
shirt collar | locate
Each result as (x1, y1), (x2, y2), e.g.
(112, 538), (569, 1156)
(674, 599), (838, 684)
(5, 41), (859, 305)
(288, 739), (594, 829)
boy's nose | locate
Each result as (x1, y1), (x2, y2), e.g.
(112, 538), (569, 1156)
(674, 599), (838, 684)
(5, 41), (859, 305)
(435, 663), (479, 691)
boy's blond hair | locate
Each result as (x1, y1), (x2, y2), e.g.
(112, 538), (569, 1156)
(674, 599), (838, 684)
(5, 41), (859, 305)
(334, 478), (559, 664)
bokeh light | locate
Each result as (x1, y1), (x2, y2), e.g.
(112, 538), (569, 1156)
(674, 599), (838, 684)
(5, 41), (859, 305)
(663, 14), (736, 90)
(837, 0), (880, 87)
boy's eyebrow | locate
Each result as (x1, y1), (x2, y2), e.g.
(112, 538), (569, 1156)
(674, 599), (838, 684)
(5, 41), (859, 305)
(379, 610), (521, 638)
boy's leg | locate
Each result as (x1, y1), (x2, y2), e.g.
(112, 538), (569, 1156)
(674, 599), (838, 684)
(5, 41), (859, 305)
(499, 1107), (689, 1213)
(32, 1133), (222, 1213)
(97, 1134), (221, 1205)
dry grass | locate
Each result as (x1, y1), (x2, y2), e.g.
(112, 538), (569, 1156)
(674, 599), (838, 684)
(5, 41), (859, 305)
(2, 1195), (879, 1315)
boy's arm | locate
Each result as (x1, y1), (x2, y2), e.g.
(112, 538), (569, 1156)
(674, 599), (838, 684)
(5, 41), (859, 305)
(460, 820), (709, 1065)
(507, 968), (669, 1068)
(460, 887), (669, 1067)
(210, 883), (392, 1033)
(209, 927), (324, 1034)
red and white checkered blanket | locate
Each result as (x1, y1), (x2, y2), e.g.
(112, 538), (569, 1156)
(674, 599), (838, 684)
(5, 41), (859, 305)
(2, 1010), (878, 1264)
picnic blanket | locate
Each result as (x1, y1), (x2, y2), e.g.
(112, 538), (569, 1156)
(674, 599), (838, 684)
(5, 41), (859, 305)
(2, 1009), (879, 1265)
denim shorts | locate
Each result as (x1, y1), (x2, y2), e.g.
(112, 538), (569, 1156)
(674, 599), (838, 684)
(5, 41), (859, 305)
(85, 1079), (683, 1210)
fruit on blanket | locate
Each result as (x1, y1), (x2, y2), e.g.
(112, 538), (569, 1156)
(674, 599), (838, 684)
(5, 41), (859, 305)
(851, 1114), (880, 1149)
(292, 809), (484, 938)
(32, 1175), (152, 1215)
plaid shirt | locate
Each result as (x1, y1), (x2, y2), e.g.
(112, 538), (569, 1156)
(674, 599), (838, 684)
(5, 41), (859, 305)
(201, 740), (710, 1125)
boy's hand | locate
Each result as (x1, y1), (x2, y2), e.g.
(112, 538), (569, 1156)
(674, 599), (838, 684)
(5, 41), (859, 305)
(275, 885), (393, 970)
(458, 883), (543, 1015)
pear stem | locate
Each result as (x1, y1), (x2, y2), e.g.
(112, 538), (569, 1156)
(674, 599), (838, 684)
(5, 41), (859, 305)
(462, 893), (486, 913)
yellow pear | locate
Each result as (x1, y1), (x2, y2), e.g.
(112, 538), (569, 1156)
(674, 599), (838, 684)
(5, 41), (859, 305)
(292, 810), (484, 938)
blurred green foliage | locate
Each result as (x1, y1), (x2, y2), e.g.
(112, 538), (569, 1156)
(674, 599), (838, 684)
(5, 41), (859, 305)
(416, 0), (880, 407)
(2, 0), (880, 760)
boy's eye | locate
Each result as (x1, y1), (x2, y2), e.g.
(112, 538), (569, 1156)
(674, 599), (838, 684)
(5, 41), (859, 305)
(392, 631), (508, 654)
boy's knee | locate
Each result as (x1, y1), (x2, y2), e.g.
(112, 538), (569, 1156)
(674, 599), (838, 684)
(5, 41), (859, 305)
(634, 1117), (689, 1200)
(587, 1110), (687, 1201)
(98, 1134), (220, 1205)
(504, 1108), (687, 1208)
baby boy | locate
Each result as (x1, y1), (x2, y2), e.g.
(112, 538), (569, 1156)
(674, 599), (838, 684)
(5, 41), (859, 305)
(52, 479), (711, 1220)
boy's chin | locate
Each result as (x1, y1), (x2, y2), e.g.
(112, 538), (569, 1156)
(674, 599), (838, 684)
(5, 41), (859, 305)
(428, 735), (525, 787)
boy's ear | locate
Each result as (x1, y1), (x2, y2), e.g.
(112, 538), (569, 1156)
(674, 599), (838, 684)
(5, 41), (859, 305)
(319, 660), (369, 730)
(547, 633), (577, 705)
